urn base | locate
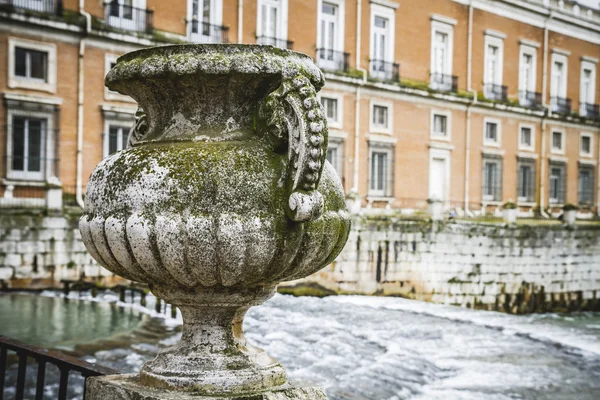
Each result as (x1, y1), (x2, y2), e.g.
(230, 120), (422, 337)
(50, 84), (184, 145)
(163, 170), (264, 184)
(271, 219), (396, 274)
(86, 374), (328, 400)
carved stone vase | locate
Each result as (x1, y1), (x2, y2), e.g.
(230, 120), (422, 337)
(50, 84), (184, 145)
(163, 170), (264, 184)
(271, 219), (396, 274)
(80, 45), (350, 398)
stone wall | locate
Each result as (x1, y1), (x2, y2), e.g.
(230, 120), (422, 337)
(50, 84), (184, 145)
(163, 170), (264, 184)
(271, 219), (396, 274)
(0, 211), (112, 288)
(297, 217), (600, 313)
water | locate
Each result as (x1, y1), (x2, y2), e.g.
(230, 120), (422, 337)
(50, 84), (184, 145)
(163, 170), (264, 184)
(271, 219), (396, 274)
(2, 292), (600, 399)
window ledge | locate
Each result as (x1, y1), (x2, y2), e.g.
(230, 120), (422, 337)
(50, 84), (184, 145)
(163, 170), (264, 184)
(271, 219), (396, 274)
(3, 91), (63, 105)
(367, 196), (395, 202)
(517, 151), (538, 159)
(549, 155), (568, 163)
(3, 179), (61, 188)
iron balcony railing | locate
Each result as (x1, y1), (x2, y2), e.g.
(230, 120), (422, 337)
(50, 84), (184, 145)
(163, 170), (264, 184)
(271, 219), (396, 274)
(188, 20), (229, 43)
(1, 0), (62, 15)
(104, 0), (153, 33)
(550, 97), (572, 115)
(430, 73), (458, 93)
(518, 90), (543, 109)
(316, 49), (350, 73)
(256, 36), (293, 49)
(580, 102), (600, 119)
(370, 59), (400, 82)
(0, 335), (117, 400)
(483, 83), (508, 102)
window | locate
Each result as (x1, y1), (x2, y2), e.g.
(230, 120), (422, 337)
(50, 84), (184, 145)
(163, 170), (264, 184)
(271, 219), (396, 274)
(107, 0), (148, 32)
(320, 94), (342, 128)
(580, 61), (596, 115)
(519, 124), (534, 151)
(106, 125), (129, 156)
(369, 145), (393, 197)
(482, 155), (502, 202)
(517, 158), (536, 203)
(430, 16), (455, 90)
(257, 0), (288, 46)
(371, 102), (391, 133)
(484, 119), (500, 146)
(549, 162), (566, 204)
(8, 38), (56, 93)
(369, 4), (395, 80)
(551, 130), (565, 153)
(551, 52), (568, 100)
(579, 165), (594, 205)
(4, 97), (57, 183)
(484, 32), (505, 86)
(429, 149), (451, 202)
(431, 111), (451, 139)
(317, 0), (345, 70)
(102, 110), (136, 158)
(326, 138), (344, 184)
(518, 44), (537, 106)
(580, 133), (593, 157)
(188, 0), (224, 42)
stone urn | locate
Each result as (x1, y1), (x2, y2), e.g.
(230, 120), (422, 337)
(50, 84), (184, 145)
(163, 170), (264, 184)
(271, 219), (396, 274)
(80, 45), (350, 398)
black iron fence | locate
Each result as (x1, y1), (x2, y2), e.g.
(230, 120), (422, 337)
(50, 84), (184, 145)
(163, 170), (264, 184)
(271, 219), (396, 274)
(519, 90), (543, 109)
(1, 0), (63, 15)
(0, 335), (117, 400)
(316, 49), (350, 73)
(483, 83), (508, 102)
(580, 102), (600, 119)
(429, 73), (458, 93)
(370, 60), (400, 82)
(104, 0), (153, 33)
(188, 20), (229, 43)
(256, 36), (293, 49)
(550, 97), (572, 115)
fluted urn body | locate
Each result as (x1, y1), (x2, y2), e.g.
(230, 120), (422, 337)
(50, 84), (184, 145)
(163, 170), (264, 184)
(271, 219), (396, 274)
(79, 45), (349, 397)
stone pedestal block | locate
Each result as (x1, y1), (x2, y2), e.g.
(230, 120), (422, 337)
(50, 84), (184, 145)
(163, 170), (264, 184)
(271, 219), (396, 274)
(86, 375), (327, 400)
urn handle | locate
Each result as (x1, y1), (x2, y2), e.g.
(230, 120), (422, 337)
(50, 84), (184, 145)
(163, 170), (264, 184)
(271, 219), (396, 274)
(259, 74), (328, 222)
(126, 106), (149, 148)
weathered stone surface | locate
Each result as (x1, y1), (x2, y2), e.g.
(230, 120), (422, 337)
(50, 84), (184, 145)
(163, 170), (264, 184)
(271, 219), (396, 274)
(86, 375), (327, 400)
(80, 44), (350, 396)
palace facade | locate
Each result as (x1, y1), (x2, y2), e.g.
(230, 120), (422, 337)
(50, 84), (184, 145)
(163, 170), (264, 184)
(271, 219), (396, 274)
(1, 0), (600, 215)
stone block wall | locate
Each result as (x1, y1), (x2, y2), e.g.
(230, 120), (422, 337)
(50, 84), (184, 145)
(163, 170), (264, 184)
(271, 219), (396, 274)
(300, 217), (600, 313)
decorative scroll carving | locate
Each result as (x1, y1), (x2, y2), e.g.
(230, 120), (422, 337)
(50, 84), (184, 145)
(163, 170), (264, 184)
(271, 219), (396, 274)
(127, 106), (148, 148)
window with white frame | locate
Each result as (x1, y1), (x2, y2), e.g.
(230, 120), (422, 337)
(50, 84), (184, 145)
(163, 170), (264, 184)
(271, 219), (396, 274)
(8, 38), (56, 93)
(257, 0), (288, 47)
(551, 130), (565, 153)
(430, 16), (455, 90)
(484, 32), (505, 96)
(431, 111), (450, 139)
(103, 112), (135, 158)
(371, 102), (391, 133)
(482, 154), (502, 202)
(518, 44), (537, 106)
(519, 124), (534, 151)
(317, 0), (344, 69)
(579, 164), (595, 205)
(580, 133), (593, 157)
(326, 138), (344, 184)
(551, 53), (568, 101)
(369, 4), (395, 80)
(4, 98), (57, 182)
(107, 0), (148, 32)
(104, 54), (134, 102)
(549, 162), (566, 204)
(517, 157), (536, 203)
(188, 0), (224, 42)
(580, 60), (596, 115)
(483, 119), (500, 146)
(369, 143), (394, 197)
(320, 95), (341, 128)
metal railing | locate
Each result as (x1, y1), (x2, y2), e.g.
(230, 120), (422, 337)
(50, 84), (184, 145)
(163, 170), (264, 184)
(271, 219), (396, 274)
(0, 335), (117, 400)
(429, 73), (458, 93)
(580, 102), (600, 119)
(188, 20), (229, 43)
(519, 90), (543, 109)
(0, 0), (62, 15)
(483, 83), (508, 102)
(550, 96), (572, 115)
(369, 60), (400, 82)
(316, 49), (350, 73)
(256, 35), (293, 49)
(104, 0), (153, 33)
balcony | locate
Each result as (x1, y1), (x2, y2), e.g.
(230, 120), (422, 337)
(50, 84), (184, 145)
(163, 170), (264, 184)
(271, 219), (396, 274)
(580, 102), (600, 119)
(518, 90), (542, 109)
(188, 21), (229, 43)
(256, 36), (293, 49)
(483, 83), (508, 102)
(429, 73), (457, 93)
(104, 1), (153, 33)
(1, 0), (62, 15)
(316, 49), (349, 73)
(550, 97), (572, 115)
(370, 60), (400, 82)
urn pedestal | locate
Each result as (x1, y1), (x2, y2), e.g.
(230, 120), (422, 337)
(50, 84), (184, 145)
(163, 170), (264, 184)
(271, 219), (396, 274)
(80, 44), (350, 399)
